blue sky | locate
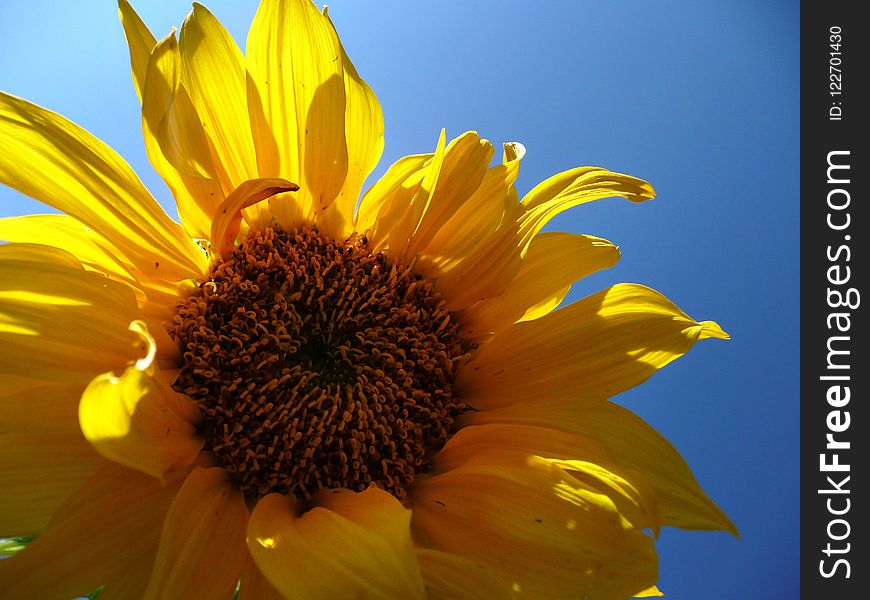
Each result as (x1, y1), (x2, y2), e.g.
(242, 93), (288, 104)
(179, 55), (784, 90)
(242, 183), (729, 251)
(0, 1), (799, 598)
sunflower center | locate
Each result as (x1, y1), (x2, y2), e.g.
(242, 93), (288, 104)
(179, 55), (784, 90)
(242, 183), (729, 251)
(169, 225), (467, 501)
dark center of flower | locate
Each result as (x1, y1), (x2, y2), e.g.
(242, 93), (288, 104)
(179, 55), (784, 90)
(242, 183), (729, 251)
(169, 225), (468, 502)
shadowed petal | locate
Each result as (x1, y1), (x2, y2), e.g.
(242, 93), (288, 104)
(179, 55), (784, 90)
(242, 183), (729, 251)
(144, 467), (248, 600)
(416, 549), (512, 600)
(0, 464), (184, 599)
(0, 244), (149, 383)
(247, 487), (426, 599)
(0, 433), (104, 536)
(411, 446), (658, 599)
(463, 400), (738, 535)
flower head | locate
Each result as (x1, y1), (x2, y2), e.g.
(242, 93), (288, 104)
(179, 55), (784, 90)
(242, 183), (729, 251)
(0, 1), (735, 598)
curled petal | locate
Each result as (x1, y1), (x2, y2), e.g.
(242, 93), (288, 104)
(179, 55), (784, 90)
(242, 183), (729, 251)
(518, 166), (655, 249)
(209, 177), (299, 256)
(79, 322), (201, 479)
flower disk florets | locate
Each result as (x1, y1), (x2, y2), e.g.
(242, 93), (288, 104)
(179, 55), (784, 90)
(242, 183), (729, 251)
(170, 225), (467, 501)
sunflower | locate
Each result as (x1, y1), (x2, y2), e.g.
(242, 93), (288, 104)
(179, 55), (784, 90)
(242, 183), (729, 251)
(0, 1), (735, 598)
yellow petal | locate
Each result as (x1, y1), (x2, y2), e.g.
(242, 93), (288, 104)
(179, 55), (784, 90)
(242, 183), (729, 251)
(143, 32), (220, 182)
(79, 360), (201, 480)
(210, 177), (299, 256)
(461, 231), (620, 338)
(464, 400), (737, 535)
(0, 463), (182, 599)
(457, 283), (729, 407)
(404, 131), (493, 257)
(0, 215), (134, 283)
(248, 487), (426, 599)
(355, 152), (433, 234)
(432, 219), (523, 311)
(515, 233), (620, 321)
(429, 162), (650, 313)
(144, 467), (248, 600)
(518, 166), (655, 249)
(319, 8), (385, 239)
(119, 0), (230, 238)
(0, 214), (183, 307)
(0, 244), (149, 383)
(366, 131), (446, 256)
(247, 0), (349, 226)
(367, 131), (493, 262)
(0, 375), (83, 434)
(179, 3), (258, 189)
(416, 549), (512, 600)
(140, 31), (226, 240)
(117, 0), (157, 102)
(421, 142), (524, 275)
(419, 145), (527, 311)
(410, 445), (658, 599)
(0, 433), (103, 536)
(239, 557), (285, 600)
(0, 92), (205, 281)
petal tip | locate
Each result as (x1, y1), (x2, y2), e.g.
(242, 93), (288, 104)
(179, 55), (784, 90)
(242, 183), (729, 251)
(697, 320), (729, 341)
(629, 180), (656, 202)
(634, 584), (665, 598)
(503, 141), (526, 162)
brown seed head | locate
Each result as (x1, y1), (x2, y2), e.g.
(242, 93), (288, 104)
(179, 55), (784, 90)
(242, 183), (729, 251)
(170, 225), (467, 501)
